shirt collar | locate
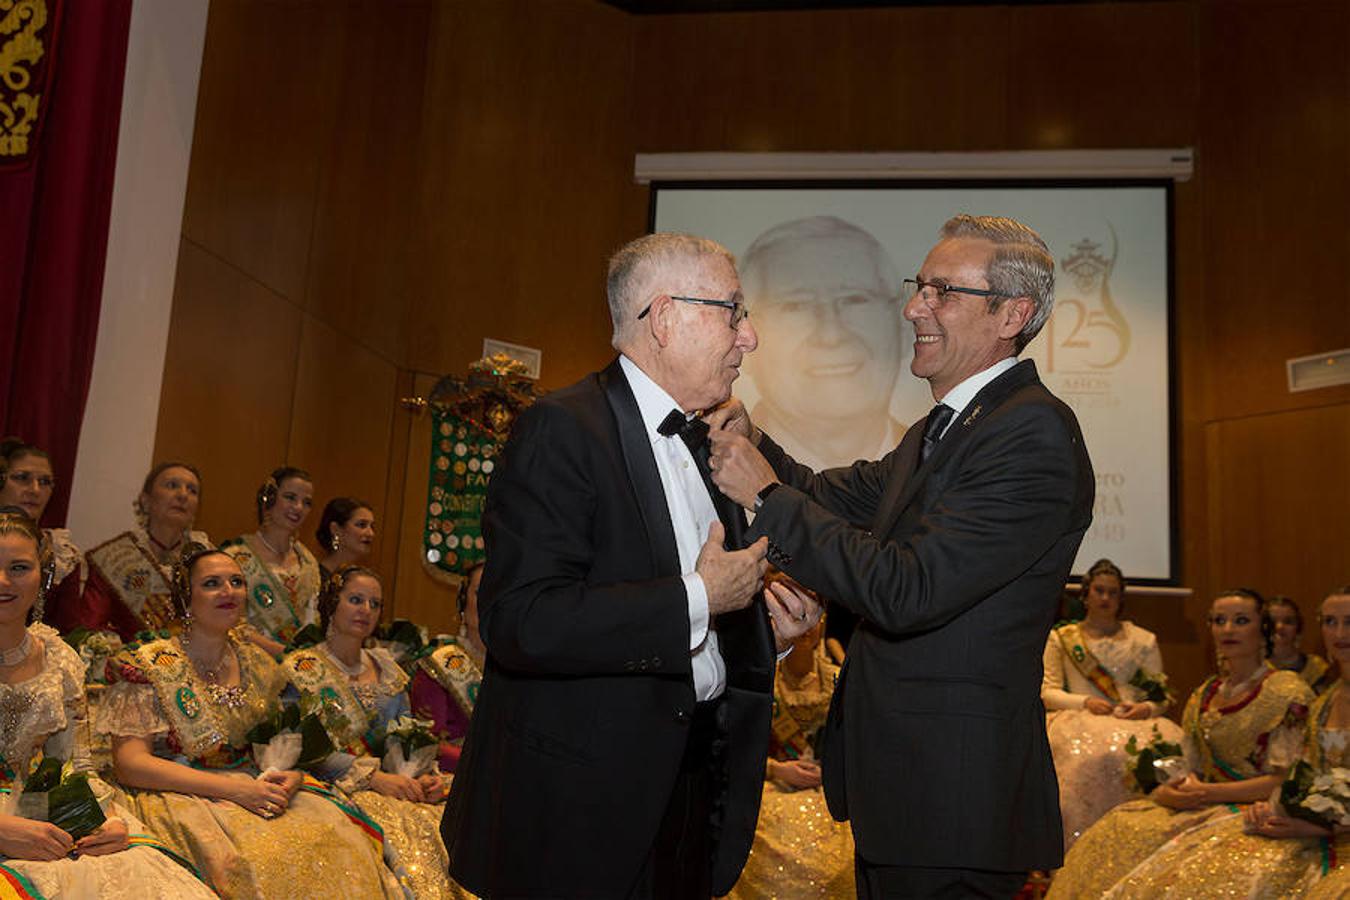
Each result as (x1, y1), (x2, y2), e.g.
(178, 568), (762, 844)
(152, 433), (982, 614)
(619, 355), (687, 443)
(936, 356), (1019, 418)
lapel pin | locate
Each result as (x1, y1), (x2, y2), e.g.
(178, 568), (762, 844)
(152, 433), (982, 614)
(963, 404), (982, 427)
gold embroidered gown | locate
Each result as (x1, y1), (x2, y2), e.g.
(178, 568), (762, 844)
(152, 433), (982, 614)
(283, 644), (471, 899)
(1046, 668), (1313, 899)
(1041, 621), (1186, 850)
(1103, 683), (1350, 898)
(220, 535), (321, 647)
(95, 636), (403, 899)
(727, 647), (854, 900)
(71, 528), (212, 641)
(0, 624), (215, 899)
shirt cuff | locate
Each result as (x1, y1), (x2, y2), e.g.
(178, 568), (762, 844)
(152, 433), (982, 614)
(682, 572), (710, 652)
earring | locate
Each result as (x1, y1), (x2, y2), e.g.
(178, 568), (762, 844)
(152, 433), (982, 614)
(331, 533), (341, 552)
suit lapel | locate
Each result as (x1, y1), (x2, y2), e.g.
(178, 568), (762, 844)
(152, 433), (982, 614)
(872, 359), (1041, 537)
(600, 359), (681, 578)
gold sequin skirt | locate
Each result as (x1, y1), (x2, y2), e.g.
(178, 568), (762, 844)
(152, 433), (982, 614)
(126, 773), (403, 900)
(350, 790), (476, 899)
(1046, 799), (1230, 898)
(1301, 834), (1350, 899)
(1103, 810), (1324, 898)
(726, 783), (855, 899)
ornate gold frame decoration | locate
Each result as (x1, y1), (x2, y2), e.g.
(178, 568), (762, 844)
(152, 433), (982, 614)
(1, 0), (52, 164)
(403, 353), (538, 586)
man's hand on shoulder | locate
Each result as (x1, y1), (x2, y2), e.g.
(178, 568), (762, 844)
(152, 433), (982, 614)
(697, 521), (769, 616)
(703, 397), (761, 446)
(708, 429), (776, 510)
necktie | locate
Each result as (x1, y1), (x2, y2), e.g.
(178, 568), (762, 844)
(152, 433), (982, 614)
(920, 404), (955, 463)
(657, 409), (742, 545)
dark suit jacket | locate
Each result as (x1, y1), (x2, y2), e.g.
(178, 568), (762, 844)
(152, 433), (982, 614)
(749, 359), (1093, 872)
(442, 358), (775, 898)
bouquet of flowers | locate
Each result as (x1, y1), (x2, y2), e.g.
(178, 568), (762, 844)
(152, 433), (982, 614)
(1124, 724), (1187, 794)
(284, 623), (325, 652)
(1128, 667), (1173, 705)
(1279, 761), (1350, 830)
(377, 716), (438, 778)
(63, 629), (124, 685)
(372, 619), (428, 665)
(246, 703), (336, 776)
(0, 757), (107, 841)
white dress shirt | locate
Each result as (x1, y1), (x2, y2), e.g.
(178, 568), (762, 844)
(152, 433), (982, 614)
(932, 356), (1019, 439)
(619, 355), (726, 701)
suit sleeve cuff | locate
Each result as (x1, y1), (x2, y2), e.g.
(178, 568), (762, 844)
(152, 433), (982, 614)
(682, 572), (710, 651)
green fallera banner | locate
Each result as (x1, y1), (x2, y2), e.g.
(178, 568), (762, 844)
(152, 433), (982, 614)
(422, 409), (497, 577)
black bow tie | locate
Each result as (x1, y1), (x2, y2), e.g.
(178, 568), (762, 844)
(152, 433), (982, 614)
(657, 408), (710, 452)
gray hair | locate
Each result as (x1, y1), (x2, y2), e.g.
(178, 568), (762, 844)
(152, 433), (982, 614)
(606, 233), (735, 347)
(740, 215), (901, 302)
(939, 214), (1055, 352)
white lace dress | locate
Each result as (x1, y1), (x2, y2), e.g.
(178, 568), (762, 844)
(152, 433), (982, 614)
(0, 624), (214, 898)
(1042, 621), (1187, 851)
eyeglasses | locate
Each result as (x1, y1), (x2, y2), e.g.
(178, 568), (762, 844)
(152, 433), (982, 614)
(3, 471), (55, 490)
(903, 277), (1009, 305)
(637, 294), (750, 329)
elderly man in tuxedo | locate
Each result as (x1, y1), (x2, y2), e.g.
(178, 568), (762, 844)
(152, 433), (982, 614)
(443, 232), (822, 899)
(709, 215), (1095, 899)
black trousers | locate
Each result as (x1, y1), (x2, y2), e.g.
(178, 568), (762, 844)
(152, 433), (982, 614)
(629, 699), (722, 900)
(855, 856), (1026, 900)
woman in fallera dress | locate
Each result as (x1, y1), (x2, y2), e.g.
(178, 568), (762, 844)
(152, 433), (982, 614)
(0, 440), (86, 630)
(410, 562), (484, 773)
(0, 509), (215, 899)
(1097, 586), (1350, 899)
(97, 545), (401, 899)
(1041, 559), (1185, 851)
(281, 565), (469, 899)
(1270, 595), (1337, 694)
(76, 462), (210, 640)
(1047, 589), (1315, 898)
(222, 467), (322, 657)
(314, 497), (376, 584)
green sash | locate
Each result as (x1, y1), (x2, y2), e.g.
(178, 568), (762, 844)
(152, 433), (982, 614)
(1055, 623), (1121, 703)
(282, 648), (376, 753)
(224, 536), (320, 644)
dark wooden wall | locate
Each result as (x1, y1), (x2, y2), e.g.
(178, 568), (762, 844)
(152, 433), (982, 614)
(154, 0), (1350, 699)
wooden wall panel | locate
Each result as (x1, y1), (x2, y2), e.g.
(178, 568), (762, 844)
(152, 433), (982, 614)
(285, 315), (400, 558)
(406, 0), (646, 389)
(154, 239), (302, 543)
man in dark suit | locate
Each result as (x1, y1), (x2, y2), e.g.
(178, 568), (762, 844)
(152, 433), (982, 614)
(708, 215), (1095, 899)
(442, 233), (823, 898)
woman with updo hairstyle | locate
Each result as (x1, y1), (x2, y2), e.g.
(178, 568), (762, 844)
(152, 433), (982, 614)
(410, 561), (485, 773)
(1040, 559), (1185, 851)
(221, 466), (321, 658)
(76, 461), (210, 640)
(1049, 588), (1315, 898)
(315, 497), (375, 583)
(0, 508), (216, 897)
(0, 438), (87, 630)
(99, 546), (402, 899)
(281, 565), (470, 899)
(1268, 595), (1336, 693)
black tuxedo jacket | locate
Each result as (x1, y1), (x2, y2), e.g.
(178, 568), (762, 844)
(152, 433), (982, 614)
(442, 358), (775, 897)
(749, 359), (1094, 871)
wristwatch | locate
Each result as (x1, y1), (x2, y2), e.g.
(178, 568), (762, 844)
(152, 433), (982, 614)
(753, 481), (781, 511)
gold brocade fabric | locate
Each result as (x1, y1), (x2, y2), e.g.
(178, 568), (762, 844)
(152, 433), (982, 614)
(1047, 670), (1314, 899)
(728, 649), (854, 900)
(352, 787), (475, 899)
(128, 773), (402, 900)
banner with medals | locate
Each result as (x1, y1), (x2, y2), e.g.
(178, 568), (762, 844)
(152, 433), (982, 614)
(0, 0), (57, 166)
(406, 353), (537, 584)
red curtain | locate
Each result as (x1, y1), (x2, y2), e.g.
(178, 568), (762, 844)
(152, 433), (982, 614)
(0, 0), (134, 526)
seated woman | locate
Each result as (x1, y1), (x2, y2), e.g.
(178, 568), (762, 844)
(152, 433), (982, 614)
(222, 467), (322, 657)
(0, 439), (87, 631)
(1042, 558), (1185, 850)
(315, 497), (376, 584)
(1270, 595), (1337, 693)
(97, 546), (401, 899)
(727, 610), (854, 900)
(1047, 589), (1315, 899)
(0, 508), (214, 898)
(76, 462), (210, 640)
(410, 562), (484, 773)
(282, 565), (468, 899)
(1098, 586), (1350, 899)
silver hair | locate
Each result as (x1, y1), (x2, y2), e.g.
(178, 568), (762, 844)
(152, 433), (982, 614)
(606, 233), (735, 348)
(739, 215), (902, 302)
(939, 214), (1055, 352)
